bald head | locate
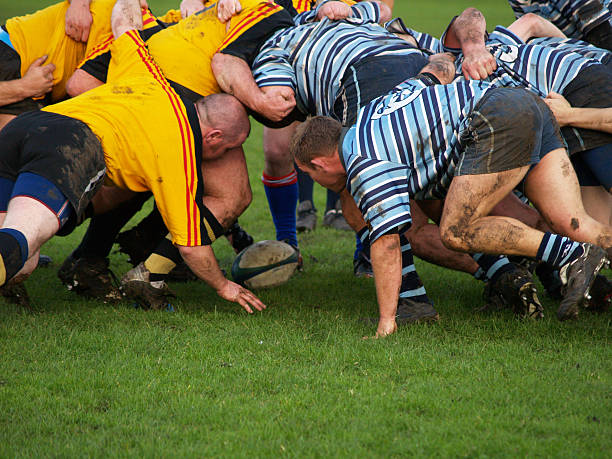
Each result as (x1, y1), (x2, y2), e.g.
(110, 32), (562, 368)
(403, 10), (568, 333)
(196, 94), (250, 145)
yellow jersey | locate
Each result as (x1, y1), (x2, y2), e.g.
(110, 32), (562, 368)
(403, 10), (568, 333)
(44, 31), (205, 247)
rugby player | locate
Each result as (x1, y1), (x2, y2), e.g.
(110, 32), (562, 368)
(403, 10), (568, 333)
(292, 54), (612, 336)
(0, 0), (153, 132)
(0, 0), (265, 314)
(507, 0), (612, 50)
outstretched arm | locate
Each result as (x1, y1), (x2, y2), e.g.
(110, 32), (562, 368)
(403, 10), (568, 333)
(370, 233), (402, 337)
(66, 0), (92, 43)
(545, 92), (612, 133)
(212, 53), (296, 122)
(178, 244), (266, 314)
(508, 13), (566, 41)
(444, 7), (496, 80)
(111, 0), (144, 38)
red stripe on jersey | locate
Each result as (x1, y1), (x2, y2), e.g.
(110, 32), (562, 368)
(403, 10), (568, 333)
(218, 2), (280, 51)
(126, 31), (200, 245)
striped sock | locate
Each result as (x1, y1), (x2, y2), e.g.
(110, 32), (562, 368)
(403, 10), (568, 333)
(399, 234), (430, 304)
(262, 171), (299, 248)
(144, 234), (182, 282)
(0, 228), (28, 285)
(536, 232), (584, 269)
(472, 253), (514, 283)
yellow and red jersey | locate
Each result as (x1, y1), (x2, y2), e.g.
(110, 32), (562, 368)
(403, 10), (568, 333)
(80, 0), (293, 97)
(45, 31), (205, 247)
(5, 0), (159, 102)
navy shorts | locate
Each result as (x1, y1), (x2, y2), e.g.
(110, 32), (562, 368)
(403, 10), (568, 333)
(456, 88), (565, 176)
(333, 53), (428, 126)
(0, 172), (74, 230)
(0, 111), (106, 227)
(571, 143), (612, 189)
(561, 63), (612, 154)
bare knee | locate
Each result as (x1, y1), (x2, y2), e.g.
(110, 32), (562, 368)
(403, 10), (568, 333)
(439, 221), (471, 253)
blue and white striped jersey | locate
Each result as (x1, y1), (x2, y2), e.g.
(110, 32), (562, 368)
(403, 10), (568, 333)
(384, 18), (444, 54)
(251, 1), (425, 116)
(482, 26), (601, 96)
(528, 36), (612, 63)
(341, 79), (495, 242)
(507, 0), (611, 39)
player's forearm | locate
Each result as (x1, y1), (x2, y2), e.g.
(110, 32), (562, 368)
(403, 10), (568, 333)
(212, 53), (266, 113)
(178, 244), (228, 291)
(563, 107), (612, 133)
(508, 13), (566, 41)
(371, 233), (402, 320)
(111, 0), (144, 38)
(0, 79), (31, 106)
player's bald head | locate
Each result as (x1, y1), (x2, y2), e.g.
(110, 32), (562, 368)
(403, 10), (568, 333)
(197, 94), (250, 144)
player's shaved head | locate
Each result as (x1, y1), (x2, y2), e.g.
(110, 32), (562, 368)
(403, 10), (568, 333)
(197, 94), (250, 144)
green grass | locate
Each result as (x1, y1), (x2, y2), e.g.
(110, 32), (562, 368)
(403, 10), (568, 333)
(0, 0), (611, 457)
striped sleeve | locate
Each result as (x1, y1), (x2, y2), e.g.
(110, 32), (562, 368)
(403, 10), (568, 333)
(343, 131), (412, 243)
(252, 33), (296, 89)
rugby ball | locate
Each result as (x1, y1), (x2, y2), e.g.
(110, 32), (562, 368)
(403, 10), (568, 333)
(231, 240), (299, 289)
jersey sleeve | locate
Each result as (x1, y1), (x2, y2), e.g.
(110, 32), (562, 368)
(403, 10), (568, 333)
(343, 132), (413, 243)
(217, 1), (295, 66)
(251, 34), (296, 89)
(386, 18), (443, 54)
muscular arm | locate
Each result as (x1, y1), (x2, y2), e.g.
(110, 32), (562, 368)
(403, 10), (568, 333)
(444, 7), (496, 80)
(111, 0), (144, 38)
(178, 244), (266, 313)
(0, 56), (55, 106)
(370, 233), (402, 337)
(508, 13), (566, 41)
(211, 53), (296, 122)
(545, 92), (612, 133)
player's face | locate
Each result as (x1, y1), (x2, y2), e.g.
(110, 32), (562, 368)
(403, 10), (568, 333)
(296, 159), (346, 193)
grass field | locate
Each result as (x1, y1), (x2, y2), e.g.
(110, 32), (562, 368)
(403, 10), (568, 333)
(1, 0), (611, 457)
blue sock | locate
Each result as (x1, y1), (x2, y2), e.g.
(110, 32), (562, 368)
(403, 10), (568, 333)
(262, 171), (299, 248)
(296, 165), (315, 205)
(355, 228), (370, 260)
(536, 232), (584, 269)
(0, 228), (28, 284)
(472, 253), (514, 283)
(325, 189), (339, 213)
(399, 234), (430, 304)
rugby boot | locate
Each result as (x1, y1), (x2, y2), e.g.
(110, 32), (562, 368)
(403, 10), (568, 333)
(395, 298), (439, 324)
(122, 262), (176, 310)
(37, 254), (53, 267)
(225, 221), (255, 253)
(583, 274), (612, 312)
(558, 244), (609, 321)
(58, 254), (123, 302)
(281, 239), (303, 271)
(353, 250), (373, 278)
(296, 200), (317, 232)
(0, 282), (31, 309)
(483, 265), (544, 319)
(322, 201), (352, 231)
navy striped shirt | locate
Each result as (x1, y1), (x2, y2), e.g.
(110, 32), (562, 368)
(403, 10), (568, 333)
(507, 0), (611, 39)
(252, 1), (425, 116)
(528, 36), (612, 63)
(342, 79), (495, 242)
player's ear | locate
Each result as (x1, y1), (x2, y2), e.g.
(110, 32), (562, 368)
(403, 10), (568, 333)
(310, 156), (327, 170)
(204, 129), (223, 145)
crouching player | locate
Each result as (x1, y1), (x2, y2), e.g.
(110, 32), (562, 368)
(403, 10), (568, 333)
(292, 55), (612, 336)
(0, 0), (264, 314)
